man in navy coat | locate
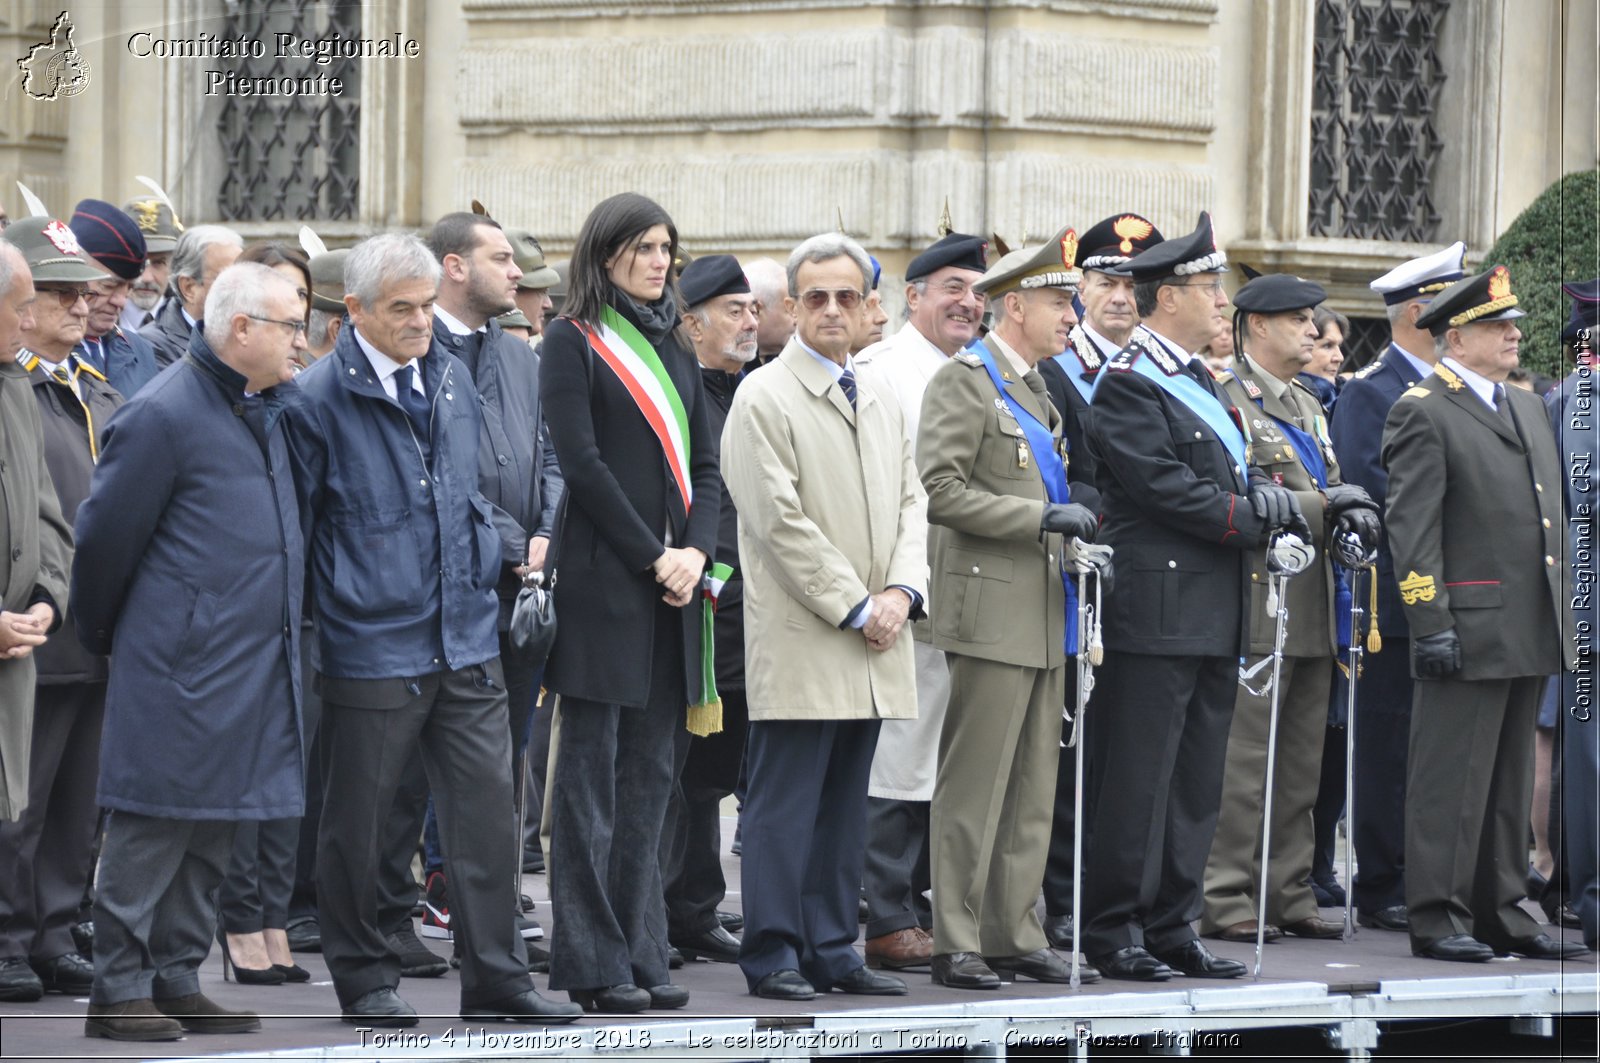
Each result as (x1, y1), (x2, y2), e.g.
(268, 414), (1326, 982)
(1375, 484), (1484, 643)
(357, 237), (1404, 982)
(73, 263), (306, 1041)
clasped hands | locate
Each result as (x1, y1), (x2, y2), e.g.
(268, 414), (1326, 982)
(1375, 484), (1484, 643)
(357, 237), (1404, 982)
(652, 547), (707, 607)
(862, 588), (912, 653)
(0, 603), (54, 660)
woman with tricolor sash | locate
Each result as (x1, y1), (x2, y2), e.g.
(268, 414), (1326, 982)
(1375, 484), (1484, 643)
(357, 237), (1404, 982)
(537, 193), (722, 1014)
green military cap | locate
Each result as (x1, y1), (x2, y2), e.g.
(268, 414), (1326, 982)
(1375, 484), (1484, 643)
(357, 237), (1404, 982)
(3, 216), (110, 283)
(499, 307), (533, 330)
(309, 248), (350, 313)
(503, 228), (560, 290)
(972, 225), (1082, 298)
(548, 258), (570, 316)
(1414, 265), (1526, 336)
(121, 196), (184, 253)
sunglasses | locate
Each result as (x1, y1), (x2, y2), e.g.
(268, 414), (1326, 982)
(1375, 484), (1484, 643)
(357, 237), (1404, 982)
(799, 288), (863, 311)
(37, 286), (91, 307)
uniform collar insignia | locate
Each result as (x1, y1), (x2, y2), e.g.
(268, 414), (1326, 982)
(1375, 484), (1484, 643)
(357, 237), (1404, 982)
(1242, 377), (1262, 399)
(1435, 363), (1465, 391)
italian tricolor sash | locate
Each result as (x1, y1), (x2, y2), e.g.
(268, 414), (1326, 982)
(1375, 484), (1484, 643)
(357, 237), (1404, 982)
(574, 307), (693, 512)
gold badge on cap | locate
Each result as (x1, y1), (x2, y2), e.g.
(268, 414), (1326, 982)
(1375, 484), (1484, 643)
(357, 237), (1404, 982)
(1399, 571), (1437, 605)
(1113, 215), (1153, 255)
(1059, 229), (1078, 268)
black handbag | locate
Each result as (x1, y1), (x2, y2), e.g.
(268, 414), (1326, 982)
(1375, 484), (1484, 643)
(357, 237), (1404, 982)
(509, 569), (557, 662)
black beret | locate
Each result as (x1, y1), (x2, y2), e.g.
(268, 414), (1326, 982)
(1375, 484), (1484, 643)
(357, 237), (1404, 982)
(1232, 274), (1327, 315)
(1121, 211), (1228, 284)
(1562, 279), (1600, 345)
(1415, 266), (1526, 336)
(906, 232), (987, 282)
(1075, 213), (1164, 273)
(69, 199), (146, 281)
(678, 254), (749, 308)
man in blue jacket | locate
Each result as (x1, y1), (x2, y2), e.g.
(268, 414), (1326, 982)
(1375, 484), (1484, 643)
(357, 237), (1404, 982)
(285, 233), (580, 1028)
(67, 200), (160, 398)
(73, 262), (306, 1041)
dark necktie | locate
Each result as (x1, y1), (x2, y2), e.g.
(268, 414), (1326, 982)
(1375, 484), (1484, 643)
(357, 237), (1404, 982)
(393, 364), (432, 444)
(838, 368), (857, 410)
(1493, 384), (1514, 426)
(80, 339), (104, 375)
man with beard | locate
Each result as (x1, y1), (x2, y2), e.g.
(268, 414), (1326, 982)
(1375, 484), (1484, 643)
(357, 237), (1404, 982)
(117, 197), (180, 334)
(853, 231), (987, 972)
(664, 254), (759, 966)
(68, 200), (159, 397)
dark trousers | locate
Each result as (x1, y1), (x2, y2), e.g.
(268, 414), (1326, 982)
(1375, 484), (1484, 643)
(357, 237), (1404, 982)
(317, 661), (530, 1008)
(1405, 674), (1545, 950)
(288, 631), (324, 927)
(523, 690), (555, 857)
(91, 812), (235, 1005)
(1561, 659), (1599, 946)
(1352, 638), (1412, 912)
(218, 818), (298, 932)
(0, 682), (105, 961)
(862, 797), (931, 938)
(663, 688), (747, 938)
(1310, 723), (1346, 888)
(1043, 722), (1092, 918)
(548, 697), (687, 991)
(738, 718), (880, 992)
(1081, 652), (1235, 956)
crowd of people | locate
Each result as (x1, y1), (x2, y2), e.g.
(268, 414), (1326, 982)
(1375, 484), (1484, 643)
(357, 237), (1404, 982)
(0, 186), (1594, 1042)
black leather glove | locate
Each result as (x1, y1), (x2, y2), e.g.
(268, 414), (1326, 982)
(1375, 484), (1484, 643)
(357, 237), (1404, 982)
(1247, 469), (1307, 539)
(1072, 542), (1115, 596)
(1041, 503), (1097, 542)
(1325, 482), (1380, 521)
(1413, 627), (1463, 679)
(1335, 506), (1382, 554)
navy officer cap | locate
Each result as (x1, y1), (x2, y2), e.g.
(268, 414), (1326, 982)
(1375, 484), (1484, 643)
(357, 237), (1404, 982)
(1121, 211), (1228, 284)
(69, 199), (146, 281)
(678, 253), (749, 308)
(1562, 278), (1600, 345)
(906, 232), (987, 282)
(1232, 273), (1327, 316)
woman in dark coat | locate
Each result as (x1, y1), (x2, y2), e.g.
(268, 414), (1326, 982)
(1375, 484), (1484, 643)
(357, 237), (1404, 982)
(539, 193), (720, 1013)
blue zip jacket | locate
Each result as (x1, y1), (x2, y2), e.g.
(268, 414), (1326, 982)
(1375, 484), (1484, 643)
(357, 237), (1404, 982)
(285, 324), (502, 679)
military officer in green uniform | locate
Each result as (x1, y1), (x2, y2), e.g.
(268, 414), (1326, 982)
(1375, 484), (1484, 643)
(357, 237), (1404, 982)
(1383, 266), (1587, 963)
(1201, 275), (1380, 942)
(919, 227), (1110, 990)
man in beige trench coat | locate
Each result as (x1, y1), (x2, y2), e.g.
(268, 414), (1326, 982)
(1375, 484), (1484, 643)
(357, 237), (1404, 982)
(722, 232), (928, 1002)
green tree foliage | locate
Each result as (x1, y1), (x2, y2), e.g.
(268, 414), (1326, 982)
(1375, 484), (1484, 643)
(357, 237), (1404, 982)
(1483, 168), (1598, 378)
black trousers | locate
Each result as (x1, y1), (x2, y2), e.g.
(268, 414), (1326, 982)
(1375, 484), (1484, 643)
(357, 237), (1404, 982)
(1043, 724), (1095, 918)
(663, 688), (747, 938)
(1081, 652), (1235, 957)
(317, 660), (531, 1008)
(1352, 638), (1412, 913)
(862, 797), (931, 938)
(1310, 723), (1346, 888)
(0, 682), (105, 961)
(738, 718), (880, 992)
(289, 630), (324, 927)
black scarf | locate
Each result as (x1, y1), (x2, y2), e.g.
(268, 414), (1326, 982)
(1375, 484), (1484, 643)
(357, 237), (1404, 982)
(611, 286), (680, 348)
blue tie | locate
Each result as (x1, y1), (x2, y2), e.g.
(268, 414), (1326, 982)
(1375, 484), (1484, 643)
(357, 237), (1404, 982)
(838, 368), (857, 410)
(80, 339), (104, 375)
(393, 364), (432, 446)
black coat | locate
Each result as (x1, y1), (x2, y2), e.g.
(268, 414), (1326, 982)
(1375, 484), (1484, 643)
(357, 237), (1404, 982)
(138, 298), (192, 369)
(539, 307), (721, 707)
(1037, 345), (1103, 516)
(1086, 336), (1268, 656)
(701, 366), (745, 691)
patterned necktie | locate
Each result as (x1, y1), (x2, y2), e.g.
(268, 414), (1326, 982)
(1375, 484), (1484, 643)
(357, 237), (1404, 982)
(838, 368), (857, 410)
(393, 364), (432, 443)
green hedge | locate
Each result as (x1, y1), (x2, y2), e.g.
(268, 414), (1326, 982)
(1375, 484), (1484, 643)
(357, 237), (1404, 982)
(1482, 168), (1598, 378)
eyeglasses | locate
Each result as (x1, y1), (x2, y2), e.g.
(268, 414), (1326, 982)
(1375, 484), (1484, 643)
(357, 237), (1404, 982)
(37, 287), (91, 307)
(799, 288), (863, 311)
(1175, 280), (1226, 295)
(248, 314), (308, 337)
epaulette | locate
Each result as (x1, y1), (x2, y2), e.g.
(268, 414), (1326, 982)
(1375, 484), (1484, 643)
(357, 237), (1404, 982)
(1289, 376), (1319, 399)
(952, 350), (983, 368)
(1401, 385), (1430, 399)
(1353, 357), (1385, 380)
(1106, 342), (1146, 373)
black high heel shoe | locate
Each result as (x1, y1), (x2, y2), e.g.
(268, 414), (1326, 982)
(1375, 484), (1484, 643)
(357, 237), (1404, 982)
(273, 962), (311, 983)
(216, 932), (286, 985)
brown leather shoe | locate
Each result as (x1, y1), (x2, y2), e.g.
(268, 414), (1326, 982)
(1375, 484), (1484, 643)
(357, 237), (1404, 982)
(1281, 916), (1344, 940)
(84, 999), (185, 1042)
(153, 992), (261, 1033)
(866, 927), (933, 969)
(1211, 920), (1283, 943)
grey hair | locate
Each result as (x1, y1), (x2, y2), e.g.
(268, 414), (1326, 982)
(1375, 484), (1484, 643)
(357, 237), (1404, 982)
(785, 233), (872, 298)
(1432, 333), (1452, 359)
(0, 241), (25, 293)
(345, 232), (442, 309)
(308, 307), (338, 348)
(202, 262), (294, 349)
(1386, 301), (1415, 331)
(903, 279), (927, 321)
(743, 257), (787, 309)
(684, 304), (711, 329)
(171, 224), (244, 284)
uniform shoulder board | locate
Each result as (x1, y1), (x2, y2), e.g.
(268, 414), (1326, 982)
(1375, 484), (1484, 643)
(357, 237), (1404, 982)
(1289, 377), (1318, 399)
(1143, 343), (1183, 377)
(1106, 342), (1146, 373)
(952, 350), (984, 368)
(1353, 357), (1386, 380)
(1400, 385), (1430, 399)
(1070, 334), (1105, 373)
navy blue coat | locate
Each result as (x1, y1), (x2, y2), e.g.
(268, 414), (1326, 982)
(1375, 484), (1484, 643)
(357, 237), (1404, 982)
(72, 332), (304, 820)
(1329, 345), (1431, 635)
(285, 324), (501, 680)
(79, 325), (161, 399)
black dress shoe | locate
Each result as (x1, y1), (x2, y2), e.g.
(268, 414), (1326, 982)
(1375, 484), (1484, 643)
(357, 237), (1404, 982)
(71, 920), (95, 961)
(672, 924), (741, 963)
(832, 966), (907, 995)
(717, 909), (744, 933)
(931, 952), (1001, 990)
(986, 947), (1073, 983)
(666, 945), (684, 970)
(1357, 905), (1409, 931)
(522, 847), (545, 874)
(1495, 933), (1592, 961)
(285, 917), (321, 953)
(0, 957), (43, 1002)
(568, 983), (650, 1013)
(1152, 940), (1246, 979)
(462, 988), (583, 1023)
(751, 968), (815, 1001)
(1413, 934), (1494, 962)
(341, 987), (418, 1027)
(1543, 900), (1583, 929)
(1042, 914), (1073, 950)
(646, 983), (690, 1009)
(1089, 945), (1173, 982)
(30, 952), (93, 995)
